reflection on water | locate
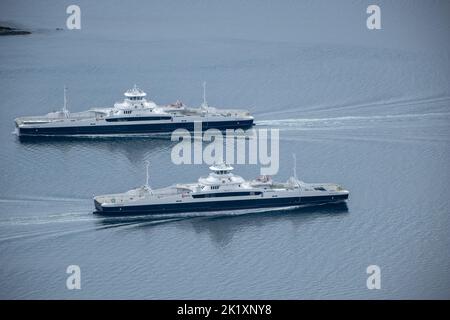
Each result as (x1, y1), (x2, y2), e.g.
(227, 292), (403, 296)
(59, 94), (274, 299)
(186, 203), (349, 247)
(94, 202), (349, 247)
(16, 135), (176, 164)
(15, 127), (260, 164)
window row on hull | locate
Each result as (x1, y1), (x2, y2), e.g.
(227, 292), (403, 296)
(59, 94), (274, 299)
(192, 191), (263, 198)
(105, 116), (172, 122)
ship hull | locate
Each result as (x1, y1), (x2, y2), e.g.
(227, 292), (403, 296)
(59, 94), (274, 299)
(17, 119), (254, 137)
(94, 194), (349, 215)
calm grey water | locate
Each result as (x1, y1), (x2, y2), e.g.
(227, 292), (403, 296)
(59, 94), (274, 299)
(1, 0), (450, 299)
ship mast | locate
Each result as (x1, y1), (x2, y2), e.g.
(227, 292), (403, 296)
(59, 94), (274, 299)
(292, 153), (297, 180)
(292, 153), (302, 189)
(62, 85), (69, 118)
(144, 160), (152, 192)
(201, 81), (208, 112)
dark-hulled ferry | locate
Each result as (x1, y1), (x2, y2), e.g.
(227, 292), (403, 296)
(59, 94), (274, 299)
(14, 85), (253, 137)
(94, 163), (349, 215)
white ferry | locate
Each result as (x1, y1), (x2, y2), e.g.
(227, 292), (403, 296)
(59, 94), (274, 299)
(15, 84), (253, 137)
(94, 163), (349, 215)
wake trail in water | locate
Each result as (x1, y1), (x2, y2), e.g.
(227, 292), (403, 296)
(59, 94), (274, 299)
(257, 95), (450, 118)
(0, 195), (89, 203)
(257, 111), (450, 129)
(0, 211), (96, 226)
(0, 201), (349, 244)
(0, 215), (185, 243)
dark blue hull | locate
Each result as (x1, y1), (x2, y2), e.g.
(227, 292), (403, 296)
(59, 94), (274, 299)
(18, 119), (254, 137)
(94, 194), (349, 215)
